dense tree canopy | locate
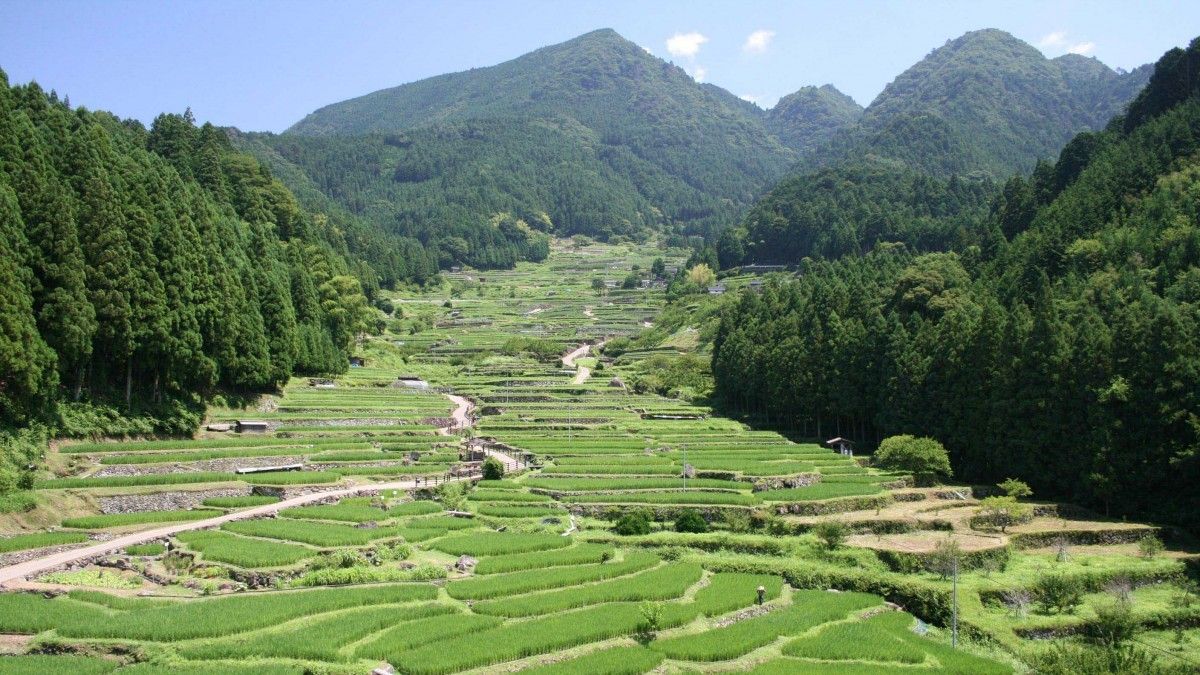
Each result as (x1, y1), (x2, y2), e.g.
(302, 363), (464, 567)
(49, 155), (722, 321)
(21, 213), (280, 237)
(0, 71), (377, 432)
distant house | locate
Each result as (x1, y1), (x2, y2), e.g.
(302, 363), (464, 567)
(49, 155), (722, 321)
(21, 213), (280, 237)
(603, 280), (618, 289)
(826, 437), (855, 456)
(348, 356), (366, 368)
(707, 284), (726, 295)
(395, 374), (430, 390)
(449, 265), (462, 272)
(235, 420), (269, 434)
(749, 279), (764, 293)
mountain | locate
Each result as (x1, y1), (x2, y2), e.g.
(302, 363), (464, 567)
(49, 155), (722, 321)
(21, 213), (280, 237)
(252, 29), (796, 256)
(806, 29), (1152, 178)
(717, 29), (1152, 268)
(765, 84), (863, 155)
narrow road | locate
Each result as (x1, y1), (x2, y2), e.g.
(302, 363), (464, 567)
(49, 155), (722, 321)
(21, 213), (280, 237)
(0, 392), (503, 587)
(563, 341), (605, 384)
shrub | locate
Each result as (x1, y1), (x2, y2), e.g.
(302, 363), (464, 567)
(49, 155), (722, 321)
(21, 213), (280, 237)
(482, 456), (505, 480)
(1035, 574), (1084, 614)
(1138, 534), (1164, 558)
(634, 601), (663, 645)
(614, 509), (653, 535)
(873, 435), (952, 486)
(1086, 599), (1138, 647)
(926, 537), (963, 580)
(124, 543), (166, 556)
(812, 520), (848, 550)
(723, 509), (752, 532)
(998, 477), (1033, 498)
(674, 510), (709, 533)
(977, 495), (1033, 532)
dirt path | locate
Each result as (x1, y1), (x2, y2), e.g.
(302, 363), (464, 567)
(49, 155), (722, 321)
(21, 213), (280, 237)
(441, 393), (473, 435)
(562, 343), (596, 384)
(0, 392), (503, 587)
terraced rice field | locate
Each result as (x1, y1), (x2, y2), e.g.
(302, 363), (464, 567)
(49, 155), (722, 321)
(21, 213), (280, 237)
(3, 241), (1189, 672)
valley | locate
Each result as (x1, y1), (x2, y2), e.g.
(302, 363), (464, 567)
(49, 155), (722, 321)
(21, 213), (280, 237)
(0, 241), (1196, 674)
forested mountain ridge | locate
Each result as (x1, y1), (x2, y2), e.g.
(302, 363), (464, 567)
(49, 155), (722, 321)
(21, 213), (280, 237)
(803, 29), (1153, 178)
(765, 84), (863, 156)
(711, 35), (1200, 529)
(0, 69), (380, 479)
(239, 28), (798, 262)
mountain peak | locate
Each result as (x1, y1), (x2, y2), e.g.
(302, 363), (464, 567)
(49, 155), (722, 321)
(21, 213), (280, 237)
(766, 85), (863, 153)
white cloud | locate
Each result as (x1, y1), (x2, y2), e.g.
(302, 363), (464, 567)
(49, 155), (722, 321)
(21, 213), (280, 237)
(743, 29), (776, 54)
(739, 94), (759, 104)
(666, 32), (708, 58)
(1038, 31), (1067, 49)
(690, 66), (708, 83)
(1037, 31), (1097, 57)
(640, 45), (653, 55)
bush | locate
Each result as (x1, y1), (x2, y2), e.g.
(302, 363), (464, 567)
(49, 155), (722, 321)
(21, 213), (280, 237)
(1138, 534), (1164, 558)
(1087, 599), (1138, 648)
(873, 435), (952, 486)
(634, 601), (663, 645)
(812, 520), (848, 550)
(998, 477), (1033, 498)
(1035, 574), (1084, 614)
(614, 509), (653, 536)
(926, 537), (963, 580)
(482, 457), (505, 480)
(976, 495), (1033, 532)
(674, 510), (709, 533)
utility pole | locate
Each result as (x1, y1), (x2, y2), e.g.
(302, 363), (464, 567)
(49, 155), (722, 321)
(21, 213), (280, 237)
(951, 555), (959, 649)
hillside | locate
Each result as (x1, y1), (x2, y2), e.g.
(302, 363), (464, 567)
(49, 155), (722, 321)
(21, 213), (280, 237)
(806, 29), (1152, 178)
(248, 29), (796, 252)
(0, 70), (383, 476)
(712, 35), (1200, 530)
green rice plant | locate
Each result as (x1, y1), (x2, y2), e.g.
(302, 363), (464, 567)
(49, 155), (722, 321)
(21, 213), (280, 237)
(747, 659), (910, 674)
(0, 655), (116, 675)
(431, 532), (571, 556)
(294, 563), (447, 586)
(0, 531), (88, 553)
(392, 603), (646, 674)
(661, 573), (784, 623)
(202, 495), (281, 508)
(61, 438), (307, 454)
(223, 519), (407, 547)
(354, 613), (503, 661)
(329, 465), (453, 477)
(518, 646), (664, 675)
(35, 472), (234, 489)
(125, 543), (166, 556)
(651, 590), (879, 661)
(306, 450), (393, 461)
(474, 504), (567, 518)
(474, 543), (613, 574)
(243, 471), (340, 486)
(472, 562), (702, 617)
(55, 584), (437, 640)
(280, 500), (389, 523)
(781, 610), (926, 663)
(98, 447), (310, 464)
(467, 490), (554, 503)
(178, 603), (456, 662)
(115, 661), (303, 675)
(525, 477), (747, 492)
(388, 501), (443, 516)
(175, 530), (314, 568)
(755, 482), (884, 502)
(66, 590), (178, 610)
(448, 552), (658, 600)
(565, 491), (760, 506)
(0, 593), (108, 633)
(541, 465), (680, 476)
(401, 515), (478, 530)
(62, 509), (221, 529)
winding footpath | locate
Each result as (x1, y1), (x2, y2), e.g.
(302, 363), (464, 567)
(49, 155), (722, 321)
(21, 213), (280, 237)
(0, 392), (510, 587)
(563, 342), (602, 384)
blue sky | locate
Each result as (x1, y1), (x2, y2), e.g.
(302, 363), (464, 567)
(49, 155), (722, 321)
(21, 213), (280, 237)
(1, 0), (1196, 132)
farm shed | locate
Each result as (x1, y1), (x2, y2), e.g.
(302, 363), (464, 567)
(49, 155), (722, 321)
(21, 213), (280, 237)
(235, 420), (269, 433)
(348, 356), (367, 367)
(826, 437), (855, 456)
